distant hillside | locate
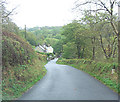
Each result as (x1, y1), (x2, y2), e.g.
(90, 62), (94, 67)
(2, 32), (47, 100)
(28, 26), (62, 44)
(28, 26), (62, 34)
(27, 26), (63, 55)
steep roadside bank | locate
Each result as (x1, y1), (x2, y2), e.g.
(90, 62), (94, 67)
(2, 32), (47, 100)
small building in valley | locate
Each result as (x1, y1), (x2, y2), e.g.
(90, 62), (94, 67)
(46, 46), (53, 53)
(35, 44), (54, 53)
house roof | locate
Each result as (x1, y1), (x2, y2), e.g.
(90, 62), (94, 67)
(39, 45), (45, 51)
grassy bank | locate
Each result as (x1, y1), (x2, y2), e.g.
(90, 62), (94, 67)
(2, 55), (47, 100)
(57, 58), (118, 93)
(2, 32), (48, 100)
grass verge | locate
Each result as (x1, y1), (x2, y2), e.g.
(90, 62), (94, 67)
(57, 58), (118, 94)
(2, 54), (47, 100)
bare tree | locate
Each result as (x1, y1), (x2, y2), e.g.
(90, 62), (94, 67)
(74, 0), (118, 35)
(1, 0), (17, 24)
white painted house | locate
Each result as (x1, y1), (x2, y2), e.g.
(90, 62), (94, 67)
(46, 46), (53, 53)
(35, 45), (45, 52)
(35, 44), (54, 53)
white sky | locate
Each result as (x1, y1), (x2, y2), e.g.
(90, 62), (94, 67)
(7, 0), (77, 28)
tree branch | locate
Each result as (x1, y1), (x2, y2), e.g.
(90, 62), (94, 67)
(98, 0), (111, 14)
(111, 22), (118, 36)
(3, 7), (17, 18)
(74, 1), (104, 8)
(112, 42), (117, 58)
(109, 36), (117, 56)
(100, 34), (108, 59)
(84, 9), (105, 12)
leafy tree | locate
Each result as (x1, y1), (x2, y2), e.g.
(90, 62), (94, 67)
(82, 11), (117, 59)
(53, 40), (63, 57)
(62, 42), (77, 59)
(26, 32), (38, 46)
(62, 20), (87, 58)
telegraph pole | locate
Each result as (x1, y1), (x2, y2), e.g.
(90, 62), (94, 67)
(25, 25), (27, 39)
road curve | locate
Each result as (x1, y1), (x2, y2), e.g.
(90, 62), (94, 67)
(18, 58), (118, 100)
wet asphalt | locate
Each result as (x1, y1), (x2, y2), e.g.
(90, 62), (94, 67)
(18, 58), (118, 100)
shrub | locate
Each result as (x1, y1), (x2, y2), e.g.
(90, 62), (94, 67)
(2, 32), (36, 66)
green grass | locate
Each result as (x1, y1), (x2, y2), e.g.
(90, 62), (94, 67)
(2, 31), (48, 100)
(2, 58), (47, 100)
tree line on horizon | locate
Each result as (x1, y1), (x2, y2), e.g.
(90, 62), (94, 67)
(1, 0), (119, 62)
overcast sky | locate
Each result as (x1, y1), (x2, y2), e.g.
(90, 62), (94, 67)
(7, 0), (77, 28)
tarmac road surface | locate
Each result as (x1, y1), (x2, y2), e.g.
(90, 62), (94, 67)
(18, 58), (118, 100)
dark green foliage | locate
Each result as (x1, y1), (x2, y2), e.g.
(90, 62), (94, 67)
(26, 32), (38, 46)
(61, 20), (88, 59)
(62, 42), (77, 59)
(53, 40), (63, 57)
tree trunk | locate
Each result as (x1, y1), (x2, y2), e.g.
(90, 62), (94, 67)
(100, 35), (108, 59)
(91, 36), (95, 60)
(81, 48), (84, 58)
(112, 43), (117, 58)
(77, 45), (81, 59)
(108, 37), (117, 58)
(92, 46), (95, 60)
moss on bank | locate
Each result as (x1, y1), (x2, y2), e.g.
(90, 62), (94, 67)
(57, 58), (118, 93)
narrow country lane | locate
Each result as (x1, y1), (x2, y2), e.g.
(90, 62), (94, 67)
(18, 58), (118, 100)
